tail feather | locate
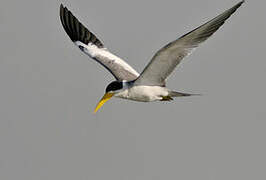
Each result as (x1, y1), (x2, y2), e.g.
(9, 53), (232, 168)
(169, 91), (202, 97)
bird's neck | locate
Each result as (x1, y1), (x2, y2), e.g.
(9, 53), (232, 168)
(122, 80), (134, 90)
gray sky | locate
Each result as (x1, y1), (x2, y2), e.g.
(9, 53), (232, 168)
(0, 0), (265, 179)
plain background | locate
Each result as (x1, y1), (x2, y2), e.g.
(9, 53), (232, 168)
(0, 0), (265, 179)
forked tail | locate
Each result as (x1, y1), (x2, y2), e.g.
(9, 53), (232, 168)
(160, 91), (201, 101)
(169, 91), (202, 97)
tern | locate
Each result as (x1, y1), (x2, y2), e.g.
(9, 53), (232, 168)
(60, 1), (244, 113)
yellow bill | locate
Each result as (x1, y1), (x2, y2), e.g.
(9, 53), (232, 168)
(93, 92), (114, 113)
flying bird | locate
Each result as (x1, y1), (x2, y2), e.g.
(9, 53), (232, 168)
(60, 1), (244, 113)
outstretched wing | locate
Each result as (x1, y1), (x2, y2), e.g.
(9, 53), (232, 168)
(134, 1), (244, 86)
(60, 4), (139, 81)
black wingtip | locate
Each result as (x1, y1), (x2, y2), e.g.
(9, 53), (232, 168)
(234, 1), (245, 9)
(59, 4), (104, 48)
(59, 4), (65, 17)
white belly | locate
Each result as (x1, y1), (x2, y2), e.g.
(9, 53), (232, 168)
(115, 86), (169, 102)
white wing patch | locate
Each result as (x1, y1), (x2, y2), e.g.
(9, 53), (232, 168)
(74, 41), (139, 81)
(60, 4), (139, 81)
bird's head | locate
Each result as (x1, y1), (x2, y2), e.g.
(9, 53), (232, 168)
(94, 81), (124, 113)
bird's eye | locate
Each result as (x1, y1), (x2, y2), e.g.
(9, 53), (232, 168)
(105, 81), (122, 92)
(78, 45), (84, 51)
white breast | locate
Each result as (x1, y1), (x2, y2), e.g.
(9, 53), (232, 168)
(115, 86), (169, 102)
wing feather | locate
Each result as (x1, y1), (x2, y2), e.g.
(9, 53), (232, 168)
(135, 1), (244, 86)
(60, 4), (139, 81)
